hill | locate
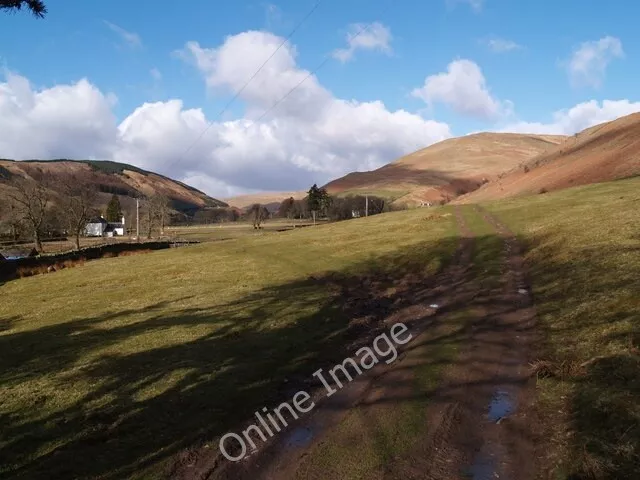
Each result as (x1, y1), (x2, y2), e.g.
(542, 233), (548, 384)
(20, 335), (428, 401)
(224, 191), (306, 212)
(324, 133), (566, 206)
(457, 112), (640, 203)
(0, 159), (227, 219)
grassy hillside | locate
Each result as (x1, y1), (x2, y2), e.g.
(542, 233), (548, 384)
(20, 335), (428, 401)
(0, 159), (227, 221)
(459, 112), (640, 203)
(0, 207), (459, 479)
(324, 133), (566, 206)
(224, 191), (306, 211)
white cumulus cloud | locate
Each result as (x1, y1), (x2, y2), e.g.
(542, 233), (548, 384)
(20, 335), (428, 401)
(0, 31), (452, 197)
(180, 32), (330, 118)
(0, 72), (118, 159)
(567, 36), (624, 88)
(498, 99), (640, 135)
(332, 22), (393, 63)
(412, 59), (510, 120)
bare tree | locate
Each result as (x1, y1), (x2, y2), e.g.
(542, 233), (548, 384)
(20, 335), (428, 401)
(248, 203), (269, 229)
(150, 194), (170, 237)
(7, 177), (50, 252)
(138, 194), (171, 239)
(0, 197), (24, 242)
(142, 196), (154, 239)
(61, 179), (98, 250)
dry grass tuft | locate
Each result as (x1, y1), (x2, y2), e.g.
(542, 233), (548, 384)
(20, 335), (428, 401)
(530, 359), (584, 380)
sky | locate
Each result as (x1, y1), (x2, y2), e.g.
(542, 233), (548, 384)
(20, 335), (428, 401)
(1, 0), (639, 198)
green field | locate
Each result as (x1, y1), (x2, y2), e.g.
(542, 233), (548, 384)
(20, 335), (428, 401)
(165, 219), (318, 243)
(1, 177), (639, 479)
(0, 208), (458, 479)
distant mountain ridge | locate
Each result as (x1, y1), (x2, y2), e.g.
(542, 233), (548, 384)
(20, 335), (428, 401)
(456, 112), (640, 203)
(323, 133), (567, 206)
(224, 191), (306, 212)
(0, 159), (227, 218)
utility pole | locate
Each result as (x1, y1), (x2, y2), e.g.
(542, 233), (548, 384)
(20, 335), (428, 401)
(136, 198), (139, 241)
(365, 194), (369, 217)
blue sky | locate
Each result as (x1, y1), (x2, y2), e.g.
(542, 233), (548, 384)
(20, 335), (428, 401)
(1, 0), (639, 196)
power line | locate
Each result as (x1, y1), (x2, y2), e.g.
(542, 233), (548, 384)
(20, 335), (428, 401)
(171, 5), (390, 188)
(252, 20), (382, 124)
(184, 19), (385, 156)
(176, 0), (324, 163)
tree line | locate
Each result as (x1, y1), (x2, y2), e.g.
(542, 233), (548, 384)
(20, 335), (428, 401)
(0, 174), (402, 251)
(182, 183), (398, 229)
(0, 174), (171, 252)
(252, 184), (394, 226)
(277, 184), (389, 221)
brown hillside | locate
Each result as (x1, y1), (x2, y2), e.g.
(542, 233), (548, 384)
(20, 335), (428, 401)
(224, 191), (306, 211)
(457, 113), (640, 203)
(0, 159), (226, 219)
(324, 133), (566, 206)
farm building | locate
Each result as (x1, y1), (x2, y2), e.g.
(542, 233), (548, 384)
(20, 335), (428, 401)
(86, 216), (126, 237)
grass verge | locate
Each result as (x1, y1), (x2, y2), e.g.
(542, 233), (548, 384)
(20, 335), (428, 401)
(485, 177), (640, 479)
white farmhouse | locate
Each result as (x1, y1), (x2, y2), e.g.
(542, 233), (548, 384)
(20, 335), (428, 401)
(85, 216), (126, 237)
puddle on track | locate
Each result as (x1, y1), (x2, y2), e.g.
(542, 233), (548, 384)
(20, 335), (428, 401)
(284, 427), (315, 449)
(487, 390), (515, 422)
(461, 390), (518, 478)
(466, 454), (496, 480)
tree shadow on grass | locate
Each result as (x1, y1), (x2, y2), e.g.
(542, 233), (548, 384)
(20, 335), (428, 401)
(2, 227), (638, 480)
(0, 234), (461, 480)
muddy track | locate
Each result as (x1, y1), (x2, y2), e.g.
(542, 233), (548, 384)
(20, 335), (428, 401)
(471, 206), (540, 480)
(171, 209), (478, 480)
(393, 205), (539, 480)
(172, 206), (540, 480)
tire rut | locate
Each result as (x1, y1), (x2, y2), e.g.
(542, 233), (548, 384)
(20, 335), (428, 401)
(390, 205), (539, 480)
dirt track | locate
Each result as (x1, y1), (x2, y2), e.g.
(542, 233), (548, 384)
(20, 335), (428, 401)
(175, 206), (540, 480)
(394, 206), (539, 480)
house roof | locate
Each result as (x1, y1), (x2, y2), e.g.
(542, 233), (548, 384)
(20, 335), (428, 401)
(104, 223), (124, 232)
(87, 217), (108, 224)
